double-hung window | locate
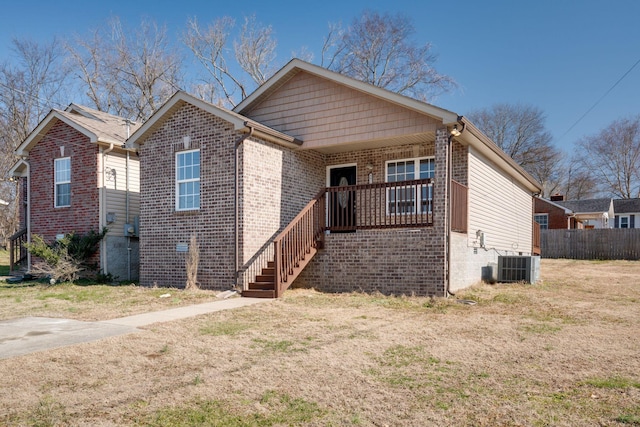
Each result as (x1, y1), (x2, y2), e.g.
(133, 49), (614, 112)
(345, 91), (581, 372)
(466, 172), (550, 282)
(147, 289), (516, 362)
(619, 215), (629, 228)
(54, 157), (71, 208)
(534, 214), (548, 230)
(386, 157), (434, 215)
(176, 149), (200, 211)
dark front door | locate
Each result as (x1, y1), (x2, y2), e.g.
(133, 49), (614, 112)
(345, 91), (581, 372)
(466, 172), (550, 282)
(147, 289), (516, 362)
(329, 166), (356, 231)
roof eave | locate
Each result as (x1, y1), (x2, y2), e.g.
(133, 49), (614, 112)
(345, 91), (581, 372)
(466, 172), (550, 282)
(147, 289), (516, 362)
(15, 110), (100, 156)
(127, 91), (300, 150)
(234, 59), (460, 125)
(459, 117), (542, 193)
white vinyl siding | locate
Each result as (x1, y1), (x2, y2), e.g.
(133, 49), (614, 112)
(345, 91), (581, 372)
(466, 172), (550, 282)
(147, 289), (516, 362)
(467, 147), (533, 252)
(54, 157), (71, 207)
(176, 149), (200, 211)
(104, 152), (140, 236)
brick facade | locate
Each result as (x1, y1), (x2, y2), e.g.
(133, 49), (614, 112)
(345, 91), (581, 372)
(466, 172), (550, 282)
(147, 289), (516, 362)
(239, 138), (325, 263)
(139, 103), (240, 289)
(28, 121), (100, 245)
(138, 99), (455, 296)
(297, 128), (450, 296)
(534, 197), (581, 229)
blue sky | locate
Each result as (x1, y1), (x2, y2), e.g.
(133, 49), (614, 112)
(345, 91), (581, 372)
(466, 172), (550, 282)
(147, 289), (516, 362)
(1, 0), (639, 153)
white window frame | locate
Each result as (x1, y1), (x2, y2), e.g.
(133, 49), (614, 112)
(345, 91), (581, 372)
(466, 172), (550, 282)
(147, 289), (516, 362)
(175, 149), (200, 211)
(54, 157), (71, 208)
(385, 157), (434, 215)
(534, 214), (548, 230)
(619, 215), (630, 229)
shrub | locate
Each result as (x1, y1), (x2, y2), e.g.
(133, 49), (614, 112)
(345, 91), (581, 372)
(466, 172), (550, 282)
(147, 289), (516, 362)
(25, 228), (107, 284)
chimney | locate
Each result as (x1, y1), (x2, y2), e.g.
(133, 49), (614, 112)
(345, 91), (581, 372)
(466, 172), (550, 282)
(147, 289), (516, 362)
(550, 194), (565, 202)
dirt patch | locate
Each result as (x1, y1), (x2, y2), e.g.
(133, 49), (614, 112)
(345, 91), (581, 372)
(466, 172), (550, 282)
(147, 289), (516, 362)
(1, 259), (639, 426)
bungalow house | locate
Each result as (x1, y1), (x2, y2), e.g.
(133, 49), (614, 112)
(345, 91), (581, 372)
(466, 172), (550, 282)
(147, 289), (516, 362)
(9, 104), (141, 280)
(554, 198), (614, 229)
(127, 59), (542, 297)
(613, 198), (640, 228)
(534, 197), (584, 229)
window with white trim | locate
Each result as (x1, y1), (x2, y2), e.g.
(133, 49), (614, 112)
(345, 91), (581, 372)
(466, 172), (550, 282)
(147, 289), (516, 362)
(534, 214), (548, 230)
(176, 149), (200, 211)
(619, 215), (629, 228)
(54, 157), (71, 208)
(386, 157), (434, 214)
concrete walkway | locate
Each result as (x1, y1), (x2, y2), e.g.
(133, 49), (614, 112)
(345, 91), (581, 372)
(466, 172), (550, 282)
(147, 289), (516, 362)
(0, 297), (269, 360)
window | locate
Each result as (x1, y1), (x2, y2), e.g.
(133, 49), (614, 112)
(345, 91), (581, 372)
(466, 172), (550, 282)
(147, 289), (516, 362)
(534, 214), (548, 230)
(386, 157), (434, 214)
(619, 215), (629, 229)
(54, 157), (71, 207)
(176, 149), (200, 211)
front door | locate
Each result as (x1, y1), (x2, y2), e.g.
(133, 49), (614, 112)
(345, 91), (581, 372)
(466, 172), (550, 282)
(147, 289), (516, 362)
(329, 166), (356, 231)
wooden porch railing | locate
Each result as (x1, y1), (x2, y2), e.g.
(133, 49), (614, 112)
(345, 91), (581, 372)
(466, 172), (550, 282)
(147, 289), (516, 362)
(325, 178), (434, 231)
(532, 220), (541, 255)
(9, 228), (28, 272)
(273, 191), (325, 297)
(451, 180), (468, 233)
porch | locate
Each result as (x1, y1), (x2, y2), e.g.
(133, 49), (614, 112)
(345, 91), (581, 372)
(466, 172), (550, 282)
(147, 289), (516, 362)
(239, 178), (468, 298)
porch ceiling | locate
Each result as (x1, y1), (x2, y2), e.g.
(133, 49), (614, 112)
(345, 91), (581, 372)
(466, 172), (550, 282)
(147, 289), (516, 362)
(303, 131), (436, 154)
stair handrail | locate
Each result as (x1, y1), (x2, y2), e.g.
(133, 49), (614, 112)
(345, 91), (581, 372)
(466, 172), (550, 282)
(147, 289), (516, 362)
(273, 190), (326, 297)
(9, 227), (28, 272)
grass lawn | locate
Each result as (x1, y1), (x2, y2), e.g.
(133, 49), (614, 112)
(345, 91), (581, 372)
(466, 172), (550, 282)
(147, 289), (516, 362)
(1, 259), (639, 426)
(0, 249), (9, 276)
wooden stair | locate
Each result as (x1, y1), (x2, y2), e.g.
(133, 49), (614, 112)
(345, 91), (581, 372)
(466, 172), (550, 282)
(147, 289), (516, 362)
(242, 262), (276, 298)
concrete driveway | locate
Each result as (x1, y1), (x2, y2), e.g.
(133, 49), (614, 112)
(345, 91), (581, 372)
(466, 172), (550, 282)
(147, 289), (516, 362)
(0, 297), (269, 360)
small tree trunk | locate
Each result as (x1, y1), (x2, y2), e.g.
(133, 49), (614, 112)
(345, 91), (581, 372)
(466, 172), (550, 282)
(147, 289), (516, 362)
(185, 234), (200, 290)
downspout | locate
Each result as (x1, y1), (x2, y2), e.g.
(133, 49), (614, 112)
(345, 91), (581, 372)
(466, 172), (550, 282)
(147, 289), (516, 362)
(101, 143), (115, 276)
(23, 159), (31, 271)
(126, 150), (131, 281)
(446, 118), (465, 297)
(234, 126), (254, 290)
(125, 120), (132, 282)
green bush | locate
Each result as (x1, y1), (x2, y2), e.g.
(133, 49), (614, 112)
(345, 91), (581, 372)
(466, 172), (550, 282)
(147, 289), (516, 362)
(25, 228), (107, 284)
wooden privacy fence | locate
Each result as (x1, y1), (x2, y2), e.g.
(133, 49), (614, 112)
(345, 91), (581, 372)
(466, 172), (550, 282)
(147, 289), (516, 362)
(541, 229), (640, 260)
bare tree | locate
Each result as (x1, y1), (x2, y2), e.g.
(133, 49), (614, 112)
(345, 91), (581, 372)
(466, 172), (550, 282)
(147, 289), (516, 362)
(321, 11), (456, 101)
(558, 156), (599, 200)
(0, 38), (68, 245)
(234, 15), (277, 85)
(67, 16), (183, 121)
(184, 15), (277, 107)
(468, 103), (562, 197)
(576, 116), (640, 199)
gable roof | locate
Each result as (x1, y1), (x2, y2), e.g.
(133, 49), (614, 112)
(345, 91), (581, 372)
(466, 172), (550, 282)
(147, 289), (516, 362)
(556, 198), (613, 214)
(234, 59), (541, 193)
(126, 91), (301, 149)
(613, 198), (640, 214)
(536, 197), (573, 215)
(234, 59), (460, 124)
(14, 104), (139, 156)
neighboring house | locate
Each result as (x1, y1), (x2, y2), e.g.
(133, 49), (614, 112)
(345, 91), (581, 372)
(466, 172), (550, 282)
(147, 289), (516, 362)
(554, 198), (614, 229)
(127, 59), (542, 297)
(9, 104), (141, 280)
(613, 198), (640, 228)
(534, 197), (584, 229)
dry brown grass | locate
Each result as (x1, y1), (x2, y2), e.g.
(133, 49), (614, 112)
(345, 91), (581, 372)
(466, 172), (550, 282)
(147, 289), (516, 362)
(1, 259), (639, 426)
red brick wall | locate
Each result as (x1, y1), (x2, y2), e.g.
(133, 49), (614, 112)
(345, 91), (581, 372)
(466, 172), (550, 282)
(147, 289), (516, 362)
(534, 198), (571, 229)
(28, 120), (100, 244)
